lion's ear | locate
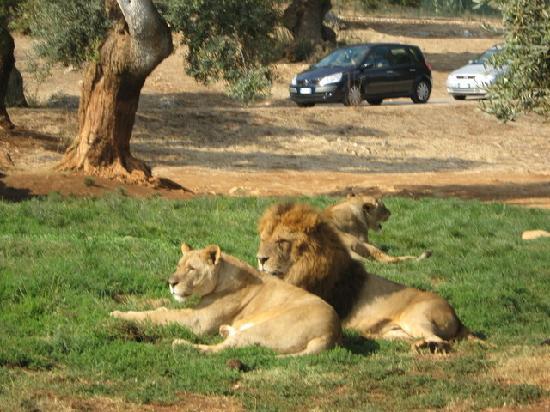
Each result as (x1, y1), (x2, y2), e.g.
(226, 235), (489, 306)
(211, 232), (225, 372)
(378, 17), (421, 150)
(181, 243), (193, 254)
(204, 245), (222, 265)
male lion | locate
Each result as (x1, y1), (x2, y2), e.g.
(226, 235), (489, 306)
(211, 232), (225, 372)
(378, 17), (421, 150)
(324, 195), (431, 263)
(257, 203), (473, 352)
(111, 244), (341, 356)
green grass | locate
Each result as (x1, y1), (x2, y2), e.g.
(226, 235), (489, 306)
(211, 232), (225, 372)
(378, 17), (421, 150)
(0, 194), (548, 411)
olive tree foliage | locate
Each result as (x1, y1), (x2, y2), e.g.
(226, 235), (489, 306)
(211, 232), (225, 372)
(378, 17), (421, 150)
(19, 0), (109, 67)
(23, 0), (282, 104)
(165, 0), (282, 103)
(477, 0), (550, 120)
(0, 0), (21, 23)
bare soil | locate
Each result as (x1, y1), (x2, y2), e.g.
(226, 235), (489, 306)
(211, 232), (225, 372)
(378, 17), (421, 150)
(1, 16), (549, 207)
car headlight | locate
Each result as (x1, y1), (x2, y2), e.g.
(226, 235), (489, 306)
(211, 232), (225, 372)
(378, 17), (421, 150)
(291, 76), (297, 86)
(319, 72), (343, 86)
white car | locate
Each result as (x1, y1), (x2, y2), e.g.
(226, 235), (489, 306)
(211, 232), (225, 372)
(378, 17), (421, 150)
(446, 46), (505, 100)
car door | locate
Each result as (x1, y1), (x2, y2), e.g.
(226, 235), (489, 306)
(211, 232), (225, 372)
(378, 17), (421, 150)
(387, 46), (416, 95)
(360, 46), (393, 97)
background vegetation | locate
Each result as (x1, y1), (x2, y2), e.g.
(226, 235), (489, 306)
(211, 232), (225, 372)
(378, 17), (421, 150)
(6, 0), (549, 117)
(483, 0), (550, 120)
(0, 194), (548, 410)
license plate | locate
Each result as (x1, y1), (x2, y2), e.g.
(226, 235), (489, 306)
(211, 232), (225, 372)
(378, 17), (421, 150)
(459, 83), (470, 89)
(299, 88), (312, 94)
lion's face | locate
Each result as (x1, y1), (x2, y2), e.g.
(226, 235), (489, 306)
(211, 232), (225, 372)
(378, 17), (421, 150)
(362, 197), (390, 232)
(168, 244), (221, 302)
(256, 231), (295, 277)
(256, 203), (325, 278)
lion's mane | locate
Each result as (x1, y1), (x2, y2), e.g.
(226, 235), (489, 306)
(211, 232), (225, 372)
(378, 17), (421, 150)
(258, 203), (366, 318)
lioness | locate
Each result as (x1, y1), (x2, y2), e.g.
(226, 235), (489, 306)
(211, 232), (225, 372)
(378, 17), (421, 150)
(257, 203), (473, 352)
(111, 244), (341, 356)
(325, 195), (431, 263)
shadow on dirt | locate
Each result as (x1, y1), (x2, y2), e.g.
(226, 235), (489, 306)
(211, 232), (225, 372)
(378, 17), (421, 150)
(142, 148), (483, 173)
(0, 172), (34, 202)
(132, 98), (387, 149)
(326, 181), (550, 203)
(425, 52), (483, 71)
(345, 19), (500, 40)
(9, 128), (67, 152)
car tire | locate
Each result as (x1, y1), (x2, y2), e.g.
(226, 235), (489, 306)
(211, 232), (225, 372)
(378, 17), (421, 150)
(453, 95), (466, 101)
(411, 79), (431, 104)
(295, 102), (315, 107)
(344, 84), (363, 106)
(366, 98), (383, 106)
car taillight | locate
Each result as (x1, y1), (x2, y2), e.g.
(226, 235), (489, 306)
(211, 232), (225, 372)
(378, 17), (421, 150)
(425, 62), (432, 71)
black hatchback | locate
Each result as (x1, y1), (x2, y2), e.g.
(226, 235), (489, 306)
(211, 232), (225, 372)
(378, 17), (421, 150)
(289, 43), (432, 107)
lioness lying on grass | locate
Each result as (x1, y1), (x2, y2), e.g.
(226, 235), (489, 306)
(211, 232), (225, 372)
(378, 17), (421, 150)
(325, 195), (431, 263)
(111, 244), (341, 356)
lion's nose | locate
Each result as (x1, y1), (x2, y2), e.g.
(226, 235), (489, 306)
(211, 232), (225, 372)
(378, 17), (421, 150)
(257, 257), (268, 266)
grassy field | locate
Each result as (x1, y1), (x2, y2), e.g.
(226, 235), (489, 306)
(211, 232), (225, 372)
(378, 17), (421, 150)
(0, 194), (548, 411)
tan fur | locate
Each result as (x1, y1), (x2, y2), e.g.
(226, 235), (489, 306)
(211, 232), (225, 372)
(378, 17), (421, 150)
(111, 244), (341, 356)
(324, 195), (431, 263)
(522, 230), (550, 240)
(257, 203), (473, 352)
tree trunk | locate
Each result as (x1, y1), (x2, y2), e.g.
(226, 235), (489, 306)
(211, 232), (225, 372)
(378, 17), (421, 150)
(0, 26), (15, 130)
(283, 0), (335, 46)
(6, 67), (28, 108)
(57, 0), (173, 183)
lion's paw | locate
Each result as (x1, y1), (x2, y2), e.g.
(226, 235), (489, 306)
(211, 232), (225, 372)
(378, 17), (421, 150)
(413, 339), (451, 355)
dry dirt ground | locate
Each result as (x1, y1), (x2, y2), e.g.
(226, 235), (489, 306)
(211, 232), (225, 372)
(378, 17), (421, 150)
(1, 16), (549, 208)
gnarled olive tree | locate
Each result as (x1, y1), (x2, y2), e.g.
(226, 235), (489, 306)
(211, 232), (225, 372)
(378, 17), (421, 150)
(283, 0), (336, 47)
(57, 0), (173, 182)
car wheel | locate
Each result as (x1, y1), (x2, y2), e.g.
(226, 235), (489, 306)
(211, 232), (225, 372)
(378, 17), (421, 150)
(295, 102), (315, 107)
(344, 84), (363, 106)
(366, 98), (383, 106)
(411, 79), (431, 104)
(453, 95), (466, 101)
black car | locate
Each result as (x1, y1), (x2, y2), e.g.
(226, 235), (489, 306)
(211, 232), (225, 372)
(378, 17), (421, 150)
(289, 43), (432, 107)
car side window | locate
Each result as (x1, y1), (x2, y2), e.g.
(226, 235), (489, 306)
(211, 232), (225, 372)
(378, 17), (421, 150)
(389, 47), (413, 66)
(364, 47), (391, 69)
(408, 47), (423, 64)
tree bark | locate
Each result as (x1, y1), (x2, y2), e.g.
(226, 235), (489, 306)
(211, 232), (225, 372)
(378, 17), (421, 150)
(0, 26), (15, 130)
(57, 0), (173, 183)
(6, 67), (28, 108)
(283, 0), (335, 46)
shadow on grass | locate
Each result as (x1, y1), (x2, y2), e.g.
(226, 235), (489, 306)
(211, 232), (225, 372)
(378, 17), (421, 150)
(342, 334), (380, 356)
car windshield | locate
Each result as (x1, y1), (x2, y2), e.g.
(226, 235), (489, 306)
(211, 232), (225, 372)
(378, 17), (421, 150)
(471, 48), (500, 65)
(313, 46), (369, 68)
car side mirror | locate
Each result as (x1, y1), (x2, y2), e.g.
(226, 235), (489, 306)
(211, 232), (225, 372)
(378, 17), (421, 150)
(361, 63), (374, 70)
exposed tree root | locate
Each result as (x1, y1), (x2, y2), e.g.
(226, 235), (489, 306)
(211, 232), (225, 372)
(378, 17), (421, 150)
(57, 153), (190, 191)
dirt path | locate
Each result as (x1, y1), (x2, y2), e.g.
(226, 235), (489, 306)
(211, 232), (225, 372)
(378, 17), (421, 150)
(1, 17), (549, 207)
